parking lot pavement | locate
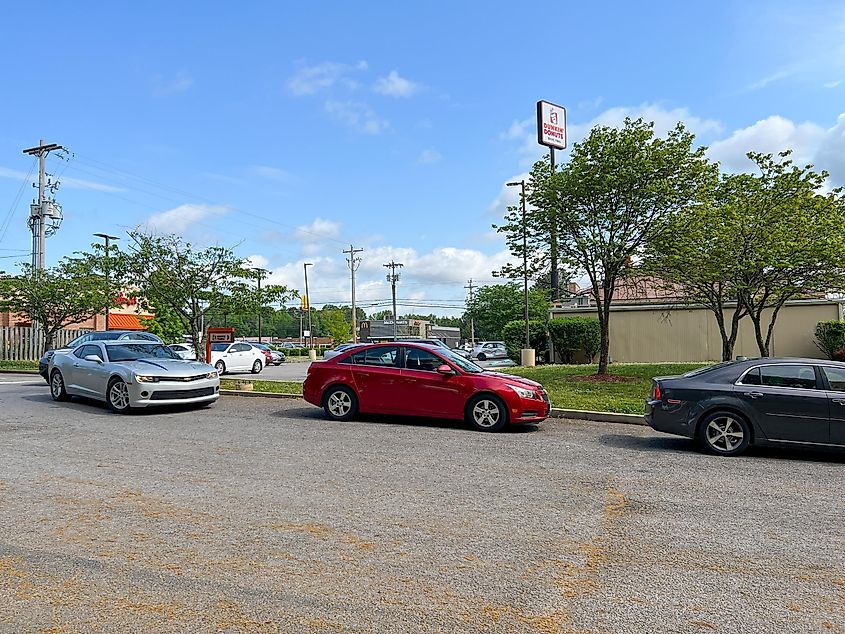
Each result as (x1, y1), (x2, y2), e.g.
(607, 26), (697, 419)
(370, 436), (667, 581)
(0, 383), (843, 633)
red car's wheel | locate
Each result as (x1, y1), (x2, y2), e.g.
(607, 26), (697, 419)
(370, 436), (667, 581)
(323, 385), (358, 421)
(466, 394), (508, 432)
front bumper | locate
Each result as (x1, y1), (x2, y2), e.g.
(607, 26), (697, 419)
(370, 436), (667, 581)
(129, 377), (220, 408)
(510, 390), (551, 423)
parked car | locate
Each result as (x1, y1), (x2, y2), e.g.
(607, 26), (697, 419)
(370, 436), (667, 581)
(251, 342), (285, 365)
(470, 341), (508, 361)
(323, 343), (364, 361)
(39, 330), (163, 382)
(209, 342), (265, 375)
(167, 343), (197, 360)
(645, 357), (845, 456)
(303, 342), (550, 432)
(48, 340), (219, 412)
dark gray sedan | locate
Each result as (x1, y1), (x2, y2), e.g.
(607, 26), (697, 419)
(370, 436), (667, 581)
(645, 358), (845, 456)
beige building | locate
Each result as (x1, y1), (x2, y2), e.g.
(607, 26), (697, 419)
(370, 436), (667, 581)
(549, 299), (843, 363)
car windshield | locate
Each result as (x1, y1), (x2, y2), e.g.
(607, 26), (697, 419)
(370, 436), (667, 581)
(682, 361), (739, 378)
(106, 343), (180, 362)
(66, 331), (123, 348)
(211, 343), (229, 352)
(439, 349), (484, 373)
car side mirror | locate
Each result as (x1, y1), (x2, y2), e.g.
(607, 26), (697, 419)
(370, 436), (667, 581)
(84, 354), (103, 364)
(436, 364), (454, 376)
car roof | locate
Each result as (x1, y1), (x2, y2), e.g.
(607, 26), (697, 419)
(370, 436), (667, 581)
(101, 339), (164, 345)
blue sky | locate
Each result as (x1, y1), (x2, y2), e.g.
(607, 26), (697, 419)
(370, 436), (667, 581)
(1, 1), (844, 316)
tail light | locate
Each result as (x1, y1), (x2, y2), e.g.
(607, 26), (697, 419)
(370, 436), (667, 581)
(652, 383), (662, 401)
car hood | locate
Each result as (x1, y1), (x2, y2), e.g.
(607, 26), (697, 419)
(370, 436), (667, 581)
(116, 359), (215, 376)
(484, 372), (543, 389)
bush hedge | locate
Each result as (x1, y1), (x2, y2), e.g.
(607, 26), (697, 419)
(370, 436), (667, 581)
(502, 319), (549, 362)
(814, 321), (845, 360)
(548, 317), (601, 364)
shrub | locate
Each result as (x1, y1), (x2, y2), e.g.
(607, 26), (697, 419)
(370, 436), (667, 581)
(502, 320), (549, 362)
(548, 317), (601, 364)
(814, 321), (845, 360)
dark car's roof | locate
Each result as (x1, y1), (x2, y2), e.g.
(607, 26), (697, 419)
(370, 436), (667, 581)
(668, 357), (845, 383)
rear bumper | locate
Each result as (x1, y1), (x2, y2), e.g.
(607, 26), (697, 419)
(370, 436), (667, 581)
(644, 399), (695, 438)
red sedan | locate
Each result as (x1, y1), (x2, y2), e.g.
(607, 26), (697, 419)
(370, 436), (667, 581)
(303, 342), (550, 432)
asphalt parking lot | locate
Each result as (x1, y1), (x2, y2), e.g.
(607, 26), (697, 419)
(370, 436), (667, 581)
(0, 378), (843, 633)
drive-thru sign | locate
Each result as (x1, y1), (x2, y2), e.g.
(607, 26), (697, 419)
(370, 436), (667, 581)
(537, 100), (567, 149)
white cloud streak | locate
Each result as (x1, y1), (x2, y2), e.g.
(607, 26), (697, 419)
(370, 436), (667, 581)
(141, 204), (229, 234)
(287, 60), (368, 96)
(373, 70), (419, 97)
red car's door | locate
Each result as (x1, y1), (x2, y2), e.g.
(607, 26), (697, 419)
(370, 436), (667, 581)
(347, 345), (402, 413)
(398, 348), (466, 418)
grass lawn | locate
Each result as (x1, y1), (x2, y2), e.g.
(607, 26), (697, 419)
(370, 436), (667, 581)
(505, 363), (711, 414)
(0, 360), (39, 372)
(220, 379), (303, 395)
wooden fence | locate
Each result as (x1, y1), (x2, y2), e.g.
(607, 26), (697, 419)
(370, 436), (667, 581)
(0, 327), (90, 361)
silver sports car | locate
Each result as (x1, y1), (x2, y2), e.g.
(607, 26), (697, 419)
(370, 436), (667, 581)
(48, 340), (220, 413)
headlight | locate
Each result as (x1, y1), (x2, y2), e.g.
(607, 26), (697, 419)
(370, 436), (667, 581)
(134, 375), (159, 383)
(205, 371), (218, 379)
(508, 385), (539, 399)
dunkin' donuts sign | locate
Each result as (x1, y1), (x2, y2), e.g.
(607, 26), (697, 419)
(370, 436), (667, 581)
(536, 100), (567, 149)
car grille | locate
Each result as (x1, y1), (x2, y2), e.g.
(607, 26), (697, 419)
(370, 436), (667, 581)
(150, 374), (209, 382)
(149, 387), (215, 400)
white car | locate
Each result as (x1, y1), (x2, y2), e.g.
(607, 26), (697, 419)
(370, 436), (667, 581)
(168, 343), (197, 360)
(209, 342), (265, 375)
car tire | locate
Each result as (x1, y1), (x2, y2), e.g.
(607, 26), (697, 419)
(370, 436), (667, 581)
(215, 360), (226, 374)
(49, 370), (70, 402)
(466, 394), (508, 432)
(107, 377), (132, 414)
(477, 353), (487, 361)
(697, 411), (751, 457)
(322, 385), (358, 421)
(251, 359), (263, 374)
(274, 361), (282, 366)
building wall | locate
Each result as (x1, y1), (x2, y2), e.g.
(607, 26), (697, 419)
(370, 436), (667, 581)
(550, 300), (841, 362)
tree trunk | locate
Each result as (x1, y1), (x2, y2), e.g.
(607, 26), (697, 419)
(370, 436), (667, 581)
(43, 329), (57, 356)
(190, 320), (204, 363)
(749, 311), (769, 357)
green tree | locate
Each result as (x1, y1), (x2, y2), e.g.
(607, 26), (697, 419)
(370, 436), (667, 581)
(320, 307), (351, 343)
(119, 232), (293, 361)
(466, 283), (550, 341)
(535, 118), (717, 373)
(140, 302), (186, 344)
(501, 319), (548, 362)
(0, 258), (114, 353)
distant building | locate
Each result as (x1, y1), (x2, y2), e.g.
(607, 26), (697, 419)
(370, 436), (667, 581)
(360, 319), (461, 348)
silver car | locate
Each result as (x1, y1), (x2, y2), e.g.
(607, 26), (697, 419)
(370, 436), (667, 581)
(470, 341), (508, 361)
(48, 340), (219, 413)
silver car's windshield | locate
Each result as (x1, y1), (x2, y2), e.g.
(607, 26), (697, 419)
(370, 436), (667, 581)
(106, 344), (181, 362)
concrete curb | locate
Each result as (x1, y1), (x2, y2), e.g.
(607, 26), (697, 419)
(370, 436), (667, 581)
(220, 390), (646, 425)
(0, 369), (39, 375)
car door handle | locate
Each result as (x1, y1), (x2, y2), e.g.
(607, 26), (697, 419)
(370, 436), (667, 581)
(743, 392), (764, 399)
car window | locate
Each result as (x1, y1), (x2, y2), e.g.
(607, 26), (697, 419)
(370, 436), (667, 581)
(211, 343), (229, 352)
(73, 345), (100, 360)
(234, 343), (251, 352)
(738, 368), (761, 385)
(67, 334), (92, 348)
(759, 365), (818, 390)
(822, 366), (845, 392)
(404, 348), (443, 372)
(348, 346), (399, 367)
(129, 332), (159, 342)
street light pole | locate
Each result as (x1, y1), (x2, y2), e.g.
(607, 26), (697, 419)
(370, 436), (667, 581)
(303, 263), (313, 351)
(252, 267), (269, 343)
(94, 233), (119, 331)
(506, 181), (530, 351)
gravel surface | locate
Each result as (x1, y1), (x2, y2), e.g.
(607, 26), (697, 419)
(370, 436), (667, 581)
(0, 379), (843, 633)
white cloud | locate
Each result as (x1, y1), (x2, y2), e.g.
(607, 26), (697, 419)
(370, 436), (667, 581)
(417, 149), (441, 164)
(488, 172), (529, 218)
(152, 72), (194, 96)
(373, 70), (419, 98)
(294, 218), (341, 243)
(0, 166), (125, 193)
(824, 80), (842, 89)
(745, 68), (794, 92)
(707, 115), (827, 173)
(141, 204), (229, 234)
(324, 100), (388, 134)
(287, 60), (368, 96)
(251, 165), (293, 182)
(245, 254), (269, 269)
(500, 118), (532, 141)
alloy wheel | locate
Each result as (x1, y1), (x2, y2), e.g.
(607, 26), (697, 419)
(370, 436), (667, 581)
(705, 416), (745, 452)
(472, 399), (500, 428)
(327, 390), (352, 417)
(109, 381), (130, 410)
(51, 373), (63, 398)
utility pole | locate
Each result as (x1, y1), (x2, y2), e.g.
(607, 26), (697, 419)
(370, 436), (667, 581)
(384, 260), (403, 341)
(507, 180), (530, 350)
(549, 147), (559, 300)
(464, 279), (476, 346)
(23, 140), (64, 272)
(252, 267), (269, 343)
(344, 244), (364, 343)
(303, 263), (313, 351)
(94, 233), (119, 330)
